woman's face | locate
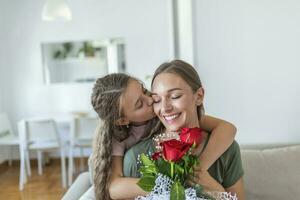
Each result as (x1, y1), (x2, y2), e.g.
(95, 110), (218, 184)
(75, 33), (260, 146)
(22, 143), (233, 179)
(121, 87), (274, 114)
(151, 72), (203, 132)
(120, 79), (155, 125)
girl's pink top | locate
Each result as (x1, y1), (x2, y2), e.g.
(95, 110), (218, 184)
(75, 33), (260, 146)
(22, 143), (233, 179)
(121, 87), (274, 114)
(112, 124), (147, 156)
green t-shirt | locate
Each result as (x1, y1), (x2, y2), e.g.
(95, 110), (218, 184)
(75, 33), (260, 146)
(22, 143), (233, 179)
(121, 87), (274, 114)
(123, 136), (244, 188)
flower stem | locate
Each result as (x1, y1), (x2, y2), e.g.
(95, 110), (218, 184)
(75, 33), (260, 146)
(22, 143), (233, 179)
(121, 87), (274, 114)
(171, 162), (174, 179)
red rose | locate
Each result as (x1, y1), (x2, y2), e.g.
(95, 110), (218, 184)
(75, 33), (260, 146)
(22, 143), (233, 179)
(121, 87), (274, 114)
(180, 127), (203, 147)
(161, 139), (191, 162)
(151, 152), (161, 160)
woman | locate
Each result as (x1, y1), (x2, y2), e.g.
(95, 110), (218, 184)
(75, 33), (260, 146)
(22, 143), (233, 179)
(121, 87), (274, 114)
(123, 60), (245, 199)
(90, 72), (237, 200)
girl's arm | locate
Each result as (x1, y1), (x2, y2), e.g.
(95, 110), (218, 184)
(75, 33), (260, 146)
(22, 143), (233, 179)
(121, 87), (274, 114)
(109, 156), (147, 199)
(199, 115), (237, 170)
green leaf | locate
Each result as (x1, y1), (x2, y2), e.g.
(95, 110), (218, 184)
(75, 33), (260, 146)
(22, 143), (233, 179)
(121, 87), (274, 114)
(137, 175), (156, 192)
(174, 164), (184, 176)
(140, 153), (155, 167)
(194, 184), (203, 195)
(170, 182), (185, 200)
(194, 184), (215, 200)
(157, 159), (172, 177)
(139, 165), (158, 175)
(197, 192), (215, 200)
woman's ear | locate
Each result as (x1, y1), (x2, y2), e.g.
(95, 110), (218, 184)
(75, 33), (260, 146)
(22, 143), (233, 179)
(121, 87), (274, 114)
(115, 117), (130, 126)
(195, 87), (205, 105)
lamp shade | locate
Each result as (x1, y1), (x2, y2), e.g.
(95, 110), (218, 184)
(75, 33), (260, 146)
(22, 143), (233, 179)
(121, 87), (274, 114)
(42, 0), (72, 21)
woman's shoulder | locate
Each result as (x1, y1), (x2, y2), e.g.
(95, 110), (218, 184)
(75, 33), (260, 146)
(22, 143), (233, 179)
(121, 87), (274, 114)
(215, 140), (243, 177)
(223, 140), (241, 157)
(124, 138), (154, 158)
(208, 140), (243, 188)
(219, 140), (244, 188)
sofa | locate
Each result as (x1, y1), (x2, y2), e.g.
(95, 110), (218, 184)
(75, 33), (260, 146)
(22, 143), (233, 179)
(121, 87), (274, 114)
(62, 143), (300, 200)
(240, 143), (300, 199)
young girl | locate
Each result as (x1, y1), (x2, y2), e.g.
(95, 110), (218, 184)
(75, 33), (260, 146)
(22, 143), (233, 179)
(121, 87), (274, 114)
(123, 60), (245, 199)
(91, 72), (237, 200)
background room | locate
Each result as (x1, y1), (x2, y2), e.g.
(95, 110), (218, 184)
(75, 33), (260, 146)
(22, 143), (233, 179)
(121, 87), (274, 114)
(0, 0), (299, 199)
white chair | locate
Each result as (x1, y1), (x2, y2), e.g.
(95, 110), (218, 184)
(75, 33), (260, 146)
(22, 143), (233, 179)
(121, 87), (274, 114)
(0, 113), (19, 166)
(68, 116), (98, 186)
(18, 118), (67, 190)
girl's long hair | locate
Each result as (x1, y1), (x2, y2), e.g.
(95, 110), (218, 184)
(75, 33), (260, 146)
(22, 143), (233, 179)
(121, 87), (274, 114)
(91, 73), (131, 200)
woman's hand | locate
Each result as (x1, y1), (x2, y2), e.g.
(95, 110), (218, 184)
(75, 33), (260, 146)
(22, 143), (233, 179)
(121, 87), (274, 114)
(187, 168), (225, 192)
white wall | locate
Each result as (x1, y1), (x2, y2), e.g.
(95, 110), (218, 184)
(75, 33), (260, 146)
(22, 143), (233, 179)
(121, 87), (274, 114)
(2, 0), (299, 153)
(0, 44), (4, 163)
(0, 2), (7, 113)
(0, 62), (6, 163)
(0, 0), (174, 161)
(193, 0), (300, 144)
(0, 3), (10, 163)
(0, 0), (173, 126)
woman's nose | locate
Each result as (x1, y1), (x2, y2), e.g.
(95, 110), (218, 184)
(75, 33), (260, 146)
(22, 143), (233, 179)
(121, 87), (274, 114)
(161, 99), (172, 113)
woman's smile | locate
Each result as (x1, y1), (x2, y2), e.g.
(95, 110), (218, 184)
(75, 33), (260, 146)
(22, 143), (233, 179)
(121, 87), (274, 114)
(163, 113), (181, 124)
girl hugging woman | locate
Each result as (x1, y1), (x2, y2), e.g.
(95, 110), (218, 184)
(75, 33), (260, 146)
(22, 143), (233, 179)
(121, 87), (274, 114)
(89, 60), (244, 200)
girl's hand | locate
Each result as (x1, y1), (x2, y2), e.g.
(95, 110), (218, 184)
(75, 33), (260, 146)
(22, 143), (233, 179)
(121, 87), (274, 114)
(187, 168), (225, 192)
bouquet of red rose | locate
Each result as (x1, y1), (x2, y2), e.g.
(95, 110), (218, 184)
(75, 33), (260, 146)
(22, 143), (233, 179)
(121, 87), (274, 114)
(136, 128), (238, 200)
(136, 127), (215, 200)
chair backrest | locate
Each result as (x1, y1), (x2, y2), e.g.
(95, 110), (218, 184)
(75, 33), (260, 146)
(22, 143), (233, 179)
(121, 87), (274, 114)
(0, 113), (15, 137)
(71, 116), (99, 140)
(25, 119), (59, 142)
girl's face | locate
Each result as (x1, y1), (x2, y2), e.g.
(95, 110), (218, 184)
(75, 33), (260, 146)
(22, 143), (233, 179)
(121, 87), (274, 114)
(119, 79), (155, 125)
(151, 73), (203, 132)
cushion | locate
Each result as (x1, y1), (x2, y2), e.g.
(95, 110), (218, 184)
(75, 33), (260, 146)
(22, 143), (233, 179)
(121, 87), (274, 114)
(241, 145), (300, 200)
(61, 172), (92, 200)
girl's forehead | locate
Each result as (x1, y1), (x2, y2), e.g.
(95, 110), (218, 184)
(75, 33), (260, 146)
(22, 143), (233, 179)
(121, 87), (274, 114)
(121, 79), (143, 104)
(125, 79), (142, 94)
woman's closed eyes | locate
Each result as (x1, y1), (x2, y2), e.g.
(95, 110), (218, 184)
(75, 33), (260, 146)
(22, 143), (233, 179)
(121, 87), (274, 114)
(171, 94), (182, 99)
(152, 93), (183, 104)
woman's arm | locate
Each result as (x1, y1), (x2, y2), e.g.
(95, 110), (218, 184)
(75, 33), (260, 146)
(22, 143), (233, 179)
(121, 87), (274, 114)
(226, 177), (245, 200)
(187, 170), (245, 199)
(109, 156), (147, 199)
(199, 115), (237, 170)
